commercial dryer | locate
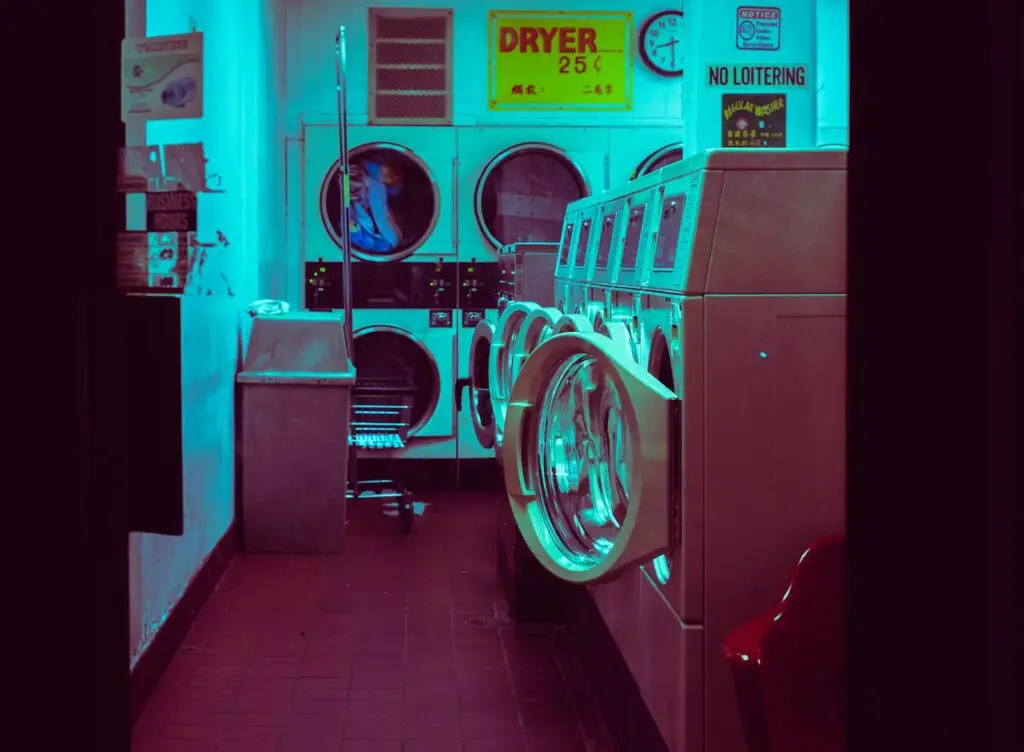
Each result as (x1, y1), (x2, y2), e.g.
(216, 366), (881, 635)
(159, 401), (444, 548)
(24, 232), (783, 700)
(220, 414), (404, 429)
(497, 149), (848, 752)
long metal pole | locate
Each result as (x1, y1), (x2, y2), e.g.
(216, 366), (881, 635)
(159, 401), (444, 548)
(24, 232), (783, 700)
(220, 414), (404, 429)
(334, 25), (354, 359)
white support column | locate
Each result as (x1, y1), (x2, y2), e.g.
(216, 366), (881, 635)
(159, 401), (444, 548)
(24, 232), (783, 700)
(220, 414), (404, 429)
(682, 0), (817, 156)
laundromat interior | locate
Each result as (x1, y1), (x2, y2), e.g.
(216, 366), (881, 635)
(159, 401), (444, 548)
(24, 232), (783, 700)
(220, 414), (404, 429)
(119, 0), (851, 750)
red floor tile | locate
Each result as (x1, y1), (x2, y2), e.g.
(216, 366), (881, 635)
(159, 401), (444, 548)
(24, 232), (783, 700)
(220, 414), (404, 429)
(133, 494), (612, 751)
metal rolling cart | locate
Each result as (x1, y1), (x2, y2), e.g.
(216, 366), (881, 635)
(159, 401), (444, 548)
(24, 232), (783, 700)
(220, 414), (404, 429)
(346, 377), (417, 532)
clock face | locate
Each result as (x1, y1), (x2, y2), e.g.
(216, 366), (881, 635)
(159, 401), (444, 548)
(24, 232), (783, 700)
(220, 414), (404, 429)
(641, 11), (685, 76)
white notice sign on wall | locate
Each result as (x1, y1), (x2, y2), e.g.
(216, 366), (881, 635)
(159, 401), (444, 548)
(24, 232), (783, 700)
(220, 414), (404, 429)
(121, 32), (204, 122)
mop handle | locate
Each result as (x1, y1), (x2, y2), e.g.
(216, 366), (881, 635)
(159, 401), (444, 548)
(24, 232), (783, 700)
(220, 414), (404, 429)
(334, 25), (354, 359)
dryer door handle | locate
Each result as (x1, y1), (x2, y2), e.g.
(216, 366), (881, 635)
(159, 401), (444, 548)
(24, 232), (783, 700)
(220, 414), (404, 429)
(454, 377), (471, 411)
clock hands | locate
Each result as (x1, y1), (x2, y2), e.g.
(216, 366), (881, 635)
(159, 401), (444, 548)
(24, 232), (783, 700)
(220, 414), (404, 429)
(653, 38), (679, 67)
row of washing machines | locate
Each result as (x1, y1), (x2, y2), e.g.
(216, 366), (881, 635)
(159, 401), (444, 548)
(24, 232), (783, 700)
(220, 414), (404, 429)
(466, 148), (849, 752)
(301, 125), (683, 469)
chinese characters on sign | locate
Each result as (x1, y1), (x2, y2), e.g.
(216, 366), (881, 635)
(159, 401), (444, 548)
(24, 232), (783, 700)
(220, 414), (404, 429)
(507, 83), (616, 97)
(721, 94), (788, 148)
(488, 10), (633, 110)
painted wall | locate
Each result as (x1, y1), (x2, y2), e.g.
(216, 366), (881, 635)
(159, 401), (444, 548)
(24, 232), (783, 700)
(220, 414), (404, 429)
(817, 0), (849, 146)
(127, 0), (288, 667)
(285, 0), (687, 133)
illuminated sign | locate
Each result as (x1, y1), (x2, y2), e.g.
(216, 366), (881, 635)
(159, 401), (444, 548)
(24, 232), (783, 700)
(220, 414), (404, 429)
(488, 10), (633, 111)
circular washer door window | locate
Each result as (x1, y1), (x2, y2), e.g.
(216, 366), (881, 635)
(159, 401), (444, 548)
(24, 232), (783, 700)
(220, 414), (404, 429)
(321, 143), (440, 263)
(475, 144), (589, 249)
(633, 144), (683, 179)
(352, 327), (440, 434)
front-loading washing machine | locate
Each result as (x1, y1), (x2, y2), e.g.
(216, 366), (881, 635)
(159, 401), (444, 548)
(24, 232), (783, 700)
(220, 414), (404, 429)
(608, 127), (684, 184)
(453, 128), (598, 475)
(303, 258), (460, 492)
(563, 194), (603, 318)
(493, 149), (848, 752)
(304, 124), (456, 264)
(455, 126), (607, 264)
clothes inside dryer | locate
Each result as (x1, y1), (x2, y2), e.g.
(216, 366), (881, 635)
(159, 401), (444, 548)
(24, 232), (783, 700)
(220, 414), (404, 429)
(352, 326), (440, 434)
(476, 145), (588, 248)
(321, 144), (439, 262)
(632, 144), (683, 179)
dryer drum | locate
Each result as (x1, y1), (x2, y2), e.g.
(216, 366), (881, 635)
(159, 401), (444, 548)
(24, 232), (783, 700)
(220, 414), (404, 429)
(352, 326), (441, 434)
(475, 143), (590, 250)
(320, 142), (440, 263)
(533, 351), (632, 563)
(631, 143), (684, 180)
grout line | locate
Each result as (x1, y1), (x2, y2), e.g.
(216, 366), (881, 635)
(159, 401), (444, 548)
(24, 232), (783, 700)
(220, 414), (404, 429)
(550, 633), (595, 751)
(495, 603), (531, 752)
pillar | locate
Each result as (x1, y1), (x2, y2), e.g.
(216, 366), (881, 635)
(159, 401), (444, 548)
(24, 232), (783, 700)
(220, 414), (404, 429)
(682, 0), (818, 155)
(816, 0), (849, 146)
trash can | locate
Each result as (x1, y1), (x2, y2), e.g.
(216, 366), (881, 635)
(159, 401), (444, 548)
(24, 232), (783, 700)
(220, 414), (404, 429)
(237, 312), (356, 552)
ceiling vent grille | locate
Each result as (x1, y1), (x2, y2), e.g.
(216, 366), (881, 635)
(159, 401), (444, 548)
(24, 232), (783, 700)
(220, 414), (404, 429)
(368, 8), (453, 126)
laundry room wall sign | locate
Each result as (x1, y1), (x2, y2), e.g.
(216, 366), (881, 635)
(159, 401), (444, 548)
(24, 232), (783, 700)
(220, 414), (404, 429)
(721, 93), (788, 147)
(487, 10), (634, 111)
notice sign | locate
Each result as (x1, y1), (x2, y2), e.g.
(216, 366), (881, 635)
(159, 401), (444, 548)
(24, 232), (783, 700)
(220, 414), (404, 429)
(736, 7), (781, 51)
(146, 191), (197, 232)
(122, 32), (204, 122)
(707, 64), (806, 87)
(488, 10), (633, 111)
(722, 94), (787, 148)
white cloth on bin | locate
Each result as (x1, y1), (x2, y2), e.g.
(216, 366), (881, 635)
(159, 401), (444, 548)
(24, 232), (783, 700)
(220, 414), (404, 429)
(247, 299), (290, 317)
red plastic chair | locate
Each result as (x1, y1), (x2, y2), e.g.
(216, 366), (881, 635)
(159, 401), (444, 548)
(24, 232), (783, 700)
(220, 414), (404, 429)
(722, 534), (845, 752)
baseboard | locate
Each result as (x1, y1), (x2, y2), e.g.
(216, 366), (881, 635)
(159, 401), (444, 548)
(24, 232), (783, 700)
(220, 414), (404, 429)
(130, 522), (240, 724)
(564, 583), (669, 752)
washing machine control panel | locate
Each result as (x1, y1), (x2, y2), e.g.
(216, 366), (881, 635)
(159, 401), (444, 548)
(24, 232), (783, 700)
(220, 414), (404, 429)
(458, 261), (500, 310)
(304, 260), (458, 310)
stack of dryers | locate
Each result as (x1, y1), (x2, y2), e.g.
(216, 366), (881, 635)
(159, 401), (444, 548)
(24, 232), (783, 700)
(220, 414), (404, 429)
(302, 124), (459, 486)
(491, 148), (849, 752)
(456, 128), (600, 468)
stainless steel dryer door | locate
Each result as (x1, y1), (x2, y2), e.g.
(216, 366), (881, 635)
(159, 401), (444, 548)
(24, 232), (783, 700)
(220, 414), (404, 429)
(468, 318), (496, 450)
(501, 332), (681, 584)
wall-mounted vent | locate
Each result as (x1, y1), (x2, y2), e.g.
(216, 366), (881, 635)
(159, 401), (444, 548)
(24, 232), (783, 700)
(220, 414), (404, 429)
(368, 8), (453, 126)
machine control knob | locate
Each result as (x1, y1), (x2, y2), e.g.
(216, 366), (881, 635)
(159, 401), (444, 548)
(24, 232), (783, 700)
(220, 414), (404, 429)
(465, 310), (481, 326)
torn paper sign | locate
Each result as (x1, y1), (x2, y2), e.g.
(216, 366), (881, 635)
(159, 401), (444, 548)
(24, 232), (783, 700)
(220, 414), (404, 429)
(117, 143), (208, 193)
(117, 146), (163, 192)
(163, 143), (207, 192)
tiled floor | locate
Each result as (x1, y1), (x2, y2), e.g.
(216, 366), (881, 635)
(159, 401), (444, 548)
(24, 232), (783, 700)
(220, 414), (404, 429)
(132, 493), (613, 752)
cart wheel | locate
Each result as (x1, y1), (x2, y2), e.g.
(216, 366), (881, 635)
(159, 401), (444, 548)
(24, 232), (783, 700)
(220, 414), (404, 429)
(399, 502), (413, 533)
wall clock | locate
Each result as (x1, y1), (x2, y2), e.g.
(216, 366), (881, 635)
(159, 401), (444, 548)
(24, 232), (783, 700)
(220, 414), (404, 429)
(639, 10), (685, 77)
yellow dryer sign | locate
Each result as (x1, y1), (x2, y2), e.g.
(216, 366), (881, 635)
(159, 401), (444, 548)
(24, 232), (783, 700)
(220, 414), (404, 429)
(488, 10), (633, 111)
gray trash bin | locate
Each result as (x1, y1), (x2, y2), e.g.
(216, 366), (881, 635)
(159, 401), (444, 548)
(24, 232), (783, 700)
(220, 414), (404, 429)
(237, 312), (355, 553)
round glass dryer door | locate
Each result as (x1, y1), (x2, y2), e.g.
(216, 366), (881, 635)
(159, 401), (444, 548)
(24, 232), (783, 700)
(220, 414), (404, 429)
(501, 332), (679, 583)
(321, 143), (440, 263)
(352, 326), (440, 434)
(476, 144), (590, 248)
(468, 318), (497, 450)
(488, 302), (542, 450)
(632, 144), (683, 180)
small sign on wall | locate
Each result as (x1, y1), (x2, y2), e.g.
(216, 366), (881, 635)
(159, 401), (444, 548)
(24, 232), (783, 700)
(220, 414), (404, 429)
(707, 64), (806, 88)
(121, 32), (204, 122)
(488, 10), (634, 111)
(736, 7), (781, 51)
(721, 94), (787, 147)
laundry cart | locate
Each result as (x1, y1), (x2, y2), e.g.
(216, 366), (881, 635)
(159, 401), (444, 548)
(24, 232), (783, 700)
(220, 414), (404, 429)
(238, 312), (355, 553)
(347, 377), (417, 533)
